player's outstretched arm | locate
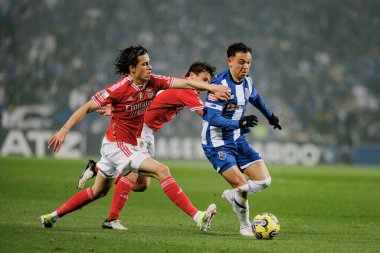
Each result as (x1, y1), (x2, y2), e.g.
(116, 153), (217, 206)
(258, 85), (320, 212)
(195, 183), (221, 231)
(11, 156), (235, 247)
(171, 78), (231, 101)
(48, 100), (99, 153)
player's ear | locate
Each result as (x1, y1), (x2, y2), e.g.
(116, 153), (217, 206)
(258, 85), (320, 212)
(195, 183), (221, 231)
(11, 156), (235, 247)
(129, 65), (135, 74)
(189, 72), (196, 78)
(227, 57), (233, 67)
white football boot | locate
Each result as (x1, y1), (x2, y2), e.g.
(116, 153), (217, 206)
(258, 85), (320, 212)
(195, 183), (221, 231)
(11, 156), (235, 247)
(240, 225), (254, 236)
(77, 159), (97, 189)
(102, 220), (128, 230)
(197, 203), (217, 231)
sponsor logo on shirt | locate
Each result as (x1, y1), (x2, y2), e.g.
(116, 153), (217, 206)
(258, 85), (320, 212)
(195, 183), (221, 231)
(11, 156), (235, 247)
(226, 103), (244, 111)
(125, 100), (153, 116)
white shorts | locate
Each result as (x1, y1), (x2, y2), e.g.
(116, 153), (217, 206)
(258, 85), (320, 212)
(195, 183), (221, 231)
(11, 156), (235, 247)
(140, 123), (155, 157)
(96, 137), (149, 178)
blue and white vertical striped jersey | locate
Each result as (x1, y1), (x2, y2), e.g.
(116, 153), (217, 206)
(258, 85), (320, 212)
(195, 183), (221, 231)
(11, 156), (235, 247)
(201, 69), (273, 149)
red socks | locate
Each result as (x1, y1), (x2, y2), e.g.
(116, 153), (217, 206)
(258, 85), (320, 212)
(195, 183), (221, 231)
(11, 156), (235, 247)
(56, 176), (197, 221)
(57, 187), (95, 217)
(160, 176), (198, 218)
(106, 176), (134, 221)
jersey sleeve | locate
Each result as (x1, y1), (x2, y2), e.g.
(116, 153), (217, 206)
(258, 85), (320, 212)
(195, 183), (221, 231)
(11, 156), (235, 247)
(204, 91), (240, 130)
(248, 79), (273, 119)
(92, 88), (113, 108)
(92, 79), (125, 108)
(179, 90), (204, 111)
(249, 93), (273, 119)
(151, 74), (174, 90)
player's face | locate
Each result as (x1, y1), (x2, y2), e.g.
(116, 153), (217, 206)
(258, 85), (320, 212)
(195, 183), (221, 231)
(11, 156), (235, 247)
(131, 53), (152, 84)
(227, 52), (252, 82)
(189, 71), (212, 83)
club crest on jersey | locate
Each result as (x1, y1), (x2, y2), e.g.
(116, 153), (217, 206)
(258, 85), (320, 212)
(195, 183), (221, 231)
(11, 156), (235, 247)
(145, 88), (154, 99)
(218, 151), (226, 160)
(226, 103), (236, 111)
(138, 92), (144, 100)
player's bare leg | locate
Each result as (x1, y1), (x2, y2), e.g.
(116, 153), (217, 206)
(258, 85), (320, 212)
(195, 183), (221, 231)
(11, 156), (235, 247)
(132, 174), (151, 192)
(138, 157), (217, 231)
(244, 161), (272, 195)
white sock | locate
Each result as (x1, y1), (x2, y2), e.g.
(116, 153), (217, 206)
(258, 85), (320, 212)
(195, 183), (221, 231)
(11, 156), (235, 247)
(233, 191), (250, 226)
(193, 211), (202, 223)
(237, 184), (249, 193)
(50, 211), (59, 221)
(247, 177), (271, 195)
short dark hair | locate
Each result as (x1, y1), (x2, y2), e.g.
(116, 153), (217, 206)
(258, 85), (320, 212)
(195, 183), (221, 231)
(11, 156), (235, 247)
(114, 45), (148, 75)
(227, 42), (252, 58)
(185, 61), (216, 78)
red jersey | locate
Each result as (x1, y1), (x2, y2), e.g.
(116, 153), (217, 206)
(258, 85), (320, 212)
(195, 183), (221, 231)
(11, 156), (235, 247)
(92, 74), (174, 145)
(144, 89), (204, 132)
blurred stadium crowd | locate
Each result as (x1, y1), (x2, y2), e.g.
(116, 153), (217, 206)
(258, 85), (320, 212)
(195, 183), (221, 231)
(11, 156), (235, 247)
(1, 0), (379, 160)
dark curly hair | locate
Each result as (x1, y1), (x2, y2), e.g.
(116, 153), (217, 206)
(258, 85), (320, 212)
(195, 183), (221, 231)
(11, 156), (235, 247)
(114, 45), (148, 75)
(185, 61), (216, 78)
(227, 42), (252, 58)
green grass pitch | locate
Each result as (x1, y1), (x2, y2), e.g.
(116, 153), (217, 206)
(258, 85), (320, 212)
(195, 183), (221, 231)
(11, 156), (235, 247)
(0, 157), (379, 253)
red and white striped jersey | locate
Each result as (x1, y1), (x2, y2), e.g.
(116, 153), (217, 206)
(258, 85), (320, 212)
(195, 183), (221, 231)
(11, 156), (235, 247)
(92, 74), (174, 145)
(144, 88), (204, 132)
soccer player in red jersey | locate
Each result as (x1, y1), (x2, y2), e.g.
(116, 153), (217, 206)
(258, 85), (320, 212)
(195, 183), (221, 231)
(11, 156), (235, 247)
(39, 45), (230, 231)
(77, 61), (216, 229)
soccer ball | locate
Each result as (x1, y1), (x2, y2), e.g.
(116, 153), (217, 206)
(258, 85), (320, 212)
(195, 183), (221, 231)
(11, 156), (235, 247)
(251, 212), (280, 240)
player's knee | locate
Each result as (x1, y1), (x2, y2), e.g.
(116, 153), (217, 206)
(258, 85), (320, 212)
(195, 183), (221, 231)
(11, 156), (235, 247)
(247, 177), (271, 194)
(92, 187), (110, 198)
(132, 185), (148, 192)
(132, 182), (149, 192)
(98, 191), (108, 198)
(155, 164), (170, 180)
(261, 177), (271, 188)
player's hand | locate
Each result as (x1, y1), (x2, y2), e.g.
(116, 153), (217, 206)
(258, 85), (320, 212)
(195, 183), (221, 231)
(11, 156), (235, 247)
(269, 114), (282, 130)
(239, 115), (258, 128)
(96, 104), (112, 116)
(47, 127), (69, 153)
(211, 84), (231, 101)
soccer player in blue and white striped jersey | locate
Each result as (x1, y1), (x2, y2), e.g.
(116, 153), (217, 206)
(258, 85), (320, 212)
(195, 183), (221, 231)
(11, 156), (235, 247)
(201, 42), (282, 236)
